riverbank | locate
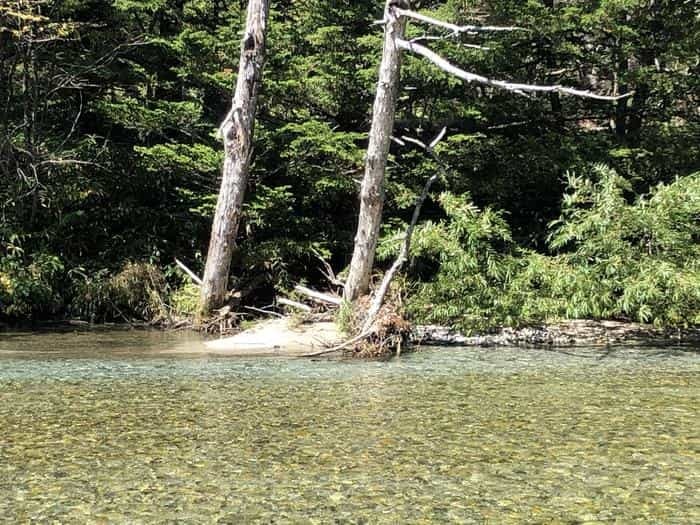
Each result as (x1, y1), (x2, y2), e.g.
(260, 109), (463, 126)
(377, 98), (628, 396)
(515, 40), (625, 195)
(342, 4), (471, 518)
(197, 317), (700, 358)
(414, 319), (700, 347)
(4, 317), (699, 356)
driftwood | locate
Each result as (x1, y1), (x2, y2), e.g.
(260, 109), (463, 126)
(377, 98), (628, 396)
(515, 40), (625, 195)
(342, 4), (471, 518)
(301, 331), (372, 358)
(243, 305), (284, 318)
(277, 297), (313, 312)
(294, 285), (342, 306)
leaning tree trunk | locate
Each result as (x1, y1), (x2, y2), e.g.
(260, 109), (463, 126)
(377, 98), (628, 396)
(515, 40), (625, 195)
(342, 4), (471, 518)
(343, 0), (409, 302)
(199, 0), (269, 317)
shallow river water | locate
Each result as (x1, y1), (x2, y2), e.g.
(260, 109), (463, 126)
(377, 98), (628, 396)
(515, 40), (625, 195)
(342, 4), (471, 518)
(0, 330), (698, 523)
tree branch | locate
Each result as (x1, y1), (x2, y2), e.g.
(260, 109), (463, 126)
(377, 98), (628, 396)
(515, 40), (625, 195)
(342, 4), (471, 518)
(361, 128), (446, 334)
(410, 34), (490, 50)
(301, 331), (371, 357)
(277, 297), (312, 312)
(294, 285), (342, 306)
(396, 39), (632, 101)
(175, 258), (203, 286)
(397, 8), (525, 34)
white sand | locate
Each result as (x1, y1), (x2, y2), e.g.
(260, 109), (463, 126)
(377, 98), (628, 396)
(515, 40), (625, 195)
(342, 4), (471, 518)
(204, 318), (343, 356)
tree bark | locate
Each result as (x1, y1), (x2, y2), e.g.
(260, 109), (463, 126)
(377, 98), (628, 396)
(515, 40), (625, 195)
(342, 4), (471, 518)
(344, 0), (409, 302)
(199, 0), (269, 317)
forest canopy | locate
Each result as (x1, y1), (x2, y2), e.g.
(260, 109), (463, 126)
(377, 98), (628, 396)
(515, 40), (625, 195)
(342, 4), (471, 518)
(1, 0), (698, 328)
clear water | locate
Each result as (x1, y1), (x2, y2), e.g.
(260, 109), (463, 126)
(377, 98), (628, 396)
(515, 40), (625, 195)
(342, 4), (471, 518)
(1, 330), (698, 523)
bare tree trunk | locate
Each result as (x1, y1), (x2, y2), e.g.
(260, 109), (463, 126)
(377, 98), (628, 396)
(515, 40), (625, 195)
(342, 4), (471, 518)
(343, 0), (409, 302)
(199, 0), (269, 317)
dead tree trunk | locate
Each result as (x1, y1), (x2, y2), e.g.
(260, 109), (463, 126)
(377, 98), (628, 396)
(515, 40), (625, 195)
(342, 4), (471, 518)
(199, 0), (269, 317)
(343, 5), (629, 328)
(343, 0), (409, 302)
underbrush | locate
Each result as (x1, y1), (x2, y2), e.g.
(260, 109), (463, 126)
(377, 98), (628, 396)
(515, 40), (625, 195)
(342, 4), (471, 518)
(69, 262), (171, 323)
(0, 252), (183, 324)
(392, 166), (699, 333)
(0, 249), (65, 319)
(3, 165), (697, 333)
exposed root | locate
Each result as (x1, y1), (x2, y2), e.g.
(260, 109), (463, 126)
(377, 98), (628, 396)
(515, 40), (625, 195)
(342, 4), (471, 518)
(194, 305), (240, 335)
(345, 295), (412, 359)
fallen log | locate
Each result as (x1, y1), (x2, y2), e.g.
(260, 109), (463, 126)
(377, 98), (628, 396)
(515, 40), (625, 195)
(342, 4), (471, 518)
(277, 297), (313, 312)
(294, 285), (342, 306)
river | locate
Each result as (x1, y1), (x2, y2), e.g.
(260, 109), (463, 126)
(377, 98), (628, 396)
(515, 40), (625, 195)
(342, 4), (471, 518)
(0, 329), (698, 523)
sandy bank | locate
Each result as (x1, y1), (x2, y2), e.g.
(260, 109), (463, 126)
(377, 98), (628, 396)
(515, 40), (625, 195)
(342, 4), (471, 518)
(204, 318), (343, 356)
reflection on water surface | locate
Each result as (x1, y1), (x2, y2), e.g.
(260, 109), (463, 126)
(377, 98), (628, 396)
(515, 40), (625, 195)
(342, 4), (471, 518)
(1, 330), (698, 523)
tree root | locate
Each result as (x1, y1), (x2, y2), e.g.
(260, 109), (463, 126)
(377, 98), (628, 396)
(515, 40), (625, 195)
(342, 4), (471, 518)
(343, 295), (412, 359)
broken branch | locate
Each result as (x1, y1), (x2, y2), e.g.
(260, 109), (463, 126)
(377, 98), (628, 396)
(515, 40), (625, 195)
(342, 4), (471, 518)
(361, 128), (447, 333)
(244, 306), (284, 318)
(396, 39), (632, 101)
(277, 297), (313, 312)
(175, 258), (203, 286)
(294, 285), (342, 306)
(301, 331), (372, 357)
(397, 8), (525, 34)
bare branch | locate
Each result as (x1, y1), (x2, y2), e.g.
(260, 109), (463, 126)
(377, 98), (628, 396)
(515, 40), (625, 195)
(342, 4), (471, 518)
(301, 331), (371, 358)
(397, 8), (525, 34)
(361, 133), (443, 333)
(277, 298), (312, 312)
(294, 285), (342, 306)
(244, 306), (284, 318)
(175, 258), (203, 286)
(459, 43), (491, 51)
(37, 159), (105, 168)
(401, 136), (427, 149)
(396, 39), (632, 101)
(410, 34), (491, 49)
(428, 126), (447, 150)
(310, 248), (344, 288)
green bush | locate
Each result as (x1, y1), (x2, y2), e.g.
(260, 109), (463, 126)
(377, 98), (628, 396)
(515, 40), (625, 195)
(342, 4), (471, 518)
(396, 191), (524, 333)
(404, 167), (700, 332)
(547, 166), (700, 325)
(0, 250), (65, 319)
(69, 262), (169, 323)
(170, 282), (201, 317)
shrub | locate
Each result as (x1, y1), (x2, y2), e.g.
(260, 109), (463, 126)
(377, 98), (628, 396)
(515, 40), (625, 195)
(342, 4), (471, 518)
(396, 191), (525, 333)
(170, 282), (201, 317)
(404, 166), (699, 331)
(0, 251), (65, 319)
(547, 166), (700, 325)
(69, 262), (169, 323)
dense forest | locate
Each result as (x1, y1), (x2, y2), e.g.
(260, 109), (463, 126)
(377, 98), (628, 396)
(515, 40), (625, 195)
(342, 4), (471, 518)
(1, 0), (698, 330)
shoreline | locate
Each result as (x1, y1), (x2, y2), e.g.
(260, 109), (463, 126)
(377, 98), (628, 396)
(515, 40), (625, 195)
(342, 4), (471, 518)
(413, 319), (700, 348)
(3, 318), (700, 351)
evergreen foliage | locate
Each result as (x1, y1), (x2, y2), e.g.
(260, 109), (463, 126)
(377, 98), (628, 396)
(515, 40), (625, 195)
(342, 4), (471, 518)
(1, 1), (697, 328)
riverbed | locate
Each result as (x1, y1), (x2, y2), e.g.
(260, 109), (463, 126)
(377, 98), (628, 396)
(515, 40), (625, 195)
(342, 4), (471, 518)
(0, 330), (698, 523)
